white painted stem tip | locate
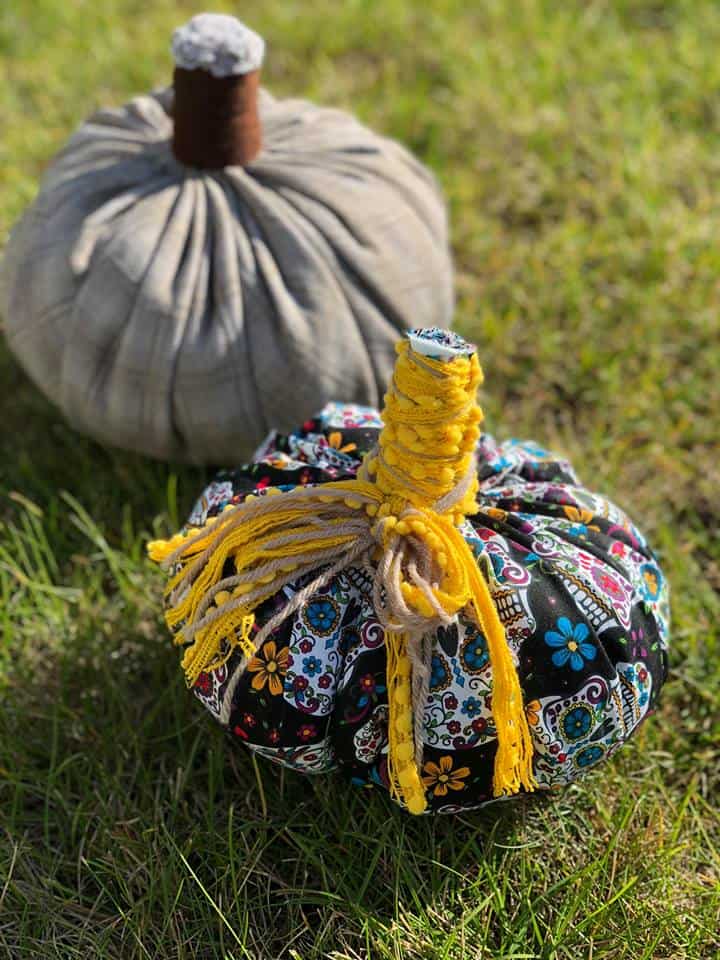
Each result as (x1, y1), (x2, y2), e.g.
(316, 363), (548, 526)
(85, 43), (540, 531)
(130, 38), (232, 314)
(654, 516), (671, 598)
(407, 328), (476, 362)
(171, 13), (265, 77)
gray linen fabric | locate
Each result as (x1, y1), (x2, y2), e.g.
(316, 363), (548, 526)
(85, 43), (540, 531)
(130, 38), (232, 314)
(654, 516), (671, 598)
(1, 88), (453, 463)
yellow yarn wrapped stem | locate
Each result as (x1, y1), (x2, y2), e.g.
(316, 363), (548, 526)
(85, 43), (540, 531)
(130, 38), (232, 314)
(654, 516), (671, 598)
(365, 339), (483, 519)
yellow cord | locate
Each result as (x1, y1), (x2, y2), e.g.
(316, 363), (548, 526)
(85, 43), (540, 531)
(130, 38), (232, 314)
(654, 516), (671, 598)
(367, 339), (483, 520)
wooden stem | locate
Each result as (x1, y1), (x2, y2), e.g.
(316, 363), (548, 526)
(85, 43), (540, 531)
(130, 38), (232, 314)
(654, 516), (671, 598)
(172, 67), (262, 169)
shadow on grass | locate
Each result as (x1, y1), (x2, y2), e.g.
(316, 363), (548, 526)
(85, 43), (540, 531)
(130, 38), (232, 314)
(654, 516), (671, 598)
(0, 605), (543, 958)
(0, 344), (208, 554)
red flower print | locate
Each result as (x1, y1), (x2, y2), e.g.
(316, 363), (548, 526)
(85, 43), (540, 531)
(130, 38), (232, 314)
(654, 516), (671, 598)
(254, 476), (271, 491)
(268, 728), (280, 744)
(233, 725), (249, 741)
(448, 720), (461, 734)
(472, 717), (488, 735)
(359, 674), (376, 693)
(242, 712), (256, 728)
(299, 639), (312, 653)
(318, 673), (332, 689)
(298, 723), (317, 742)
(195, 672), (212, 696)
(595, 572), (624, 600)
(630, 628), (647, 657)
(294, 676), (309, 692)
(445, 694), (458, 710)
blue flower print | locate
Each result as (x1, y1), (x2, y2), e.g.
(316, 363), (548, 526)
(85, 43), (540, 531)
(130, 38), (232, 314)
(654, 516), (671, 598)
(575, 744), (605, 768)
(568, 523), (588, 538)
(303, 597), (339, 635)
(460, 634), (489, 673)
(492, 455), (513, 473)
(461, 696), (483, 718)
(302, 655), (322, 677)
(430, 653), (451, 692)
(561, 704), (593, 741)
(639, 563), (663, 602)
(545, 617), (597, 671)
(357, 672), (386, 708)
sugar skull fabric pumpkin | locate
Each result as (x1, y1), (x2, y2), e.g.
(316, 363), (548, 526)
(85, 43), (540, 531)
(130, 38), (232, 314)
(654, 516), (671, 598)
(149, 329), (669, 814)
(1, 14), (452, 463)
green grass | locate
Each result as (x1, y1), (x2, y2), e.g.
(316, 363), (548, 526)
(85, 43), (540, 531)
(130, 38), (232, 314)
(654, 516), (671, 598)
(1, 0), (719, 956)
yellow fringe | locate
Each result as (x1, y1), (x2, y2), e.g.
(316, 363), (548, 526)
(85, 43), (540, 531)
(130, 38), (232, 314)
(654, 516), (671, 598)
(163, 510), (365, 634)
(180, 609), (256, 688)
(461, 536), (537, 795)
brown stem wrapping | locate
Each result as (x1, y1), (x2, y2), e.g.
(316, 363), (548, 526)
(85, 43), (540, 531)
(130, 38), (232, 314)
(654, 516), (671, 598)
(172, 67), (262, 169)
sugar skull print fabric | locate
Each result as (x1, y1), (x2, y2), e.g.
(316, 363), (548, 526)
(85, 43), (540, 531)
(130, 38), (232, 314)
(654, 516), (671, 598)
(179, 404), (669, 813)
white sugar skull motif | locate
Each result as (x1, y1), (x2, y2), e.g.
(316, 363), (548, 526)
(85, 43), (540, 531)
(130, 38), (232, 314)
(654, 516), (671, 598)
(250, 739), (337, 773)
(529, 661), (653, 788)
(188, 480), (235, 526)
(353, 705), (389, 764)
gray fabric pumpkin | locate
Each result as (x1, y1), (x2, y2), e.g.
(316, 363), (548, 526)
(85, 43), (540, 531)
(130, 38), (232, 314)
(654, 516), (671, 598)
(1, 14), (453, 463)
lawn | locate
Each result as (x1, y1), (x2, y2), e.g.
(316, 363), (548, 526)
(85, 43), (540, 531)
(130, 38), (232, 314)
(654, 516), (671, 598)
(1, 0), (718, 957)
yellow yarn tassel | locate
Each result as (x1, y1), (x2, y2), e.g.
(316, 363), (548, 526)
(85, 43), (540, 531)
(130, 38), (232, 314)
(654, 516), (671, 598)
(450, 525), (536, 796)
(163, 506), (367, 635)
(148, 529), (203, 563)
(148, 329), (536, 808)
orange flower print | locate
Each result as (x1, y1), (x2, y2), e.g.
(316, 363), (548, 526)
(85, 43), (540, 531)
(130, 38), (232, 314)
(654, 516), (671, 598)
(563, 506), (600, 532)
(328, 431), (357, 454)
(247, 640), (290, 696)
(526, 699), (541, 727)
(422, 756), (470, 797)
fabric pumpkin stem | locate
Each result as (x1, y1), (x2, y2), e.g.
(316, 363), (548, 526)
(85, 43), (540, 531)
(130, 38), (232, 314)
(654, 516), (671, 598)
(171, 14), (265, 168)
